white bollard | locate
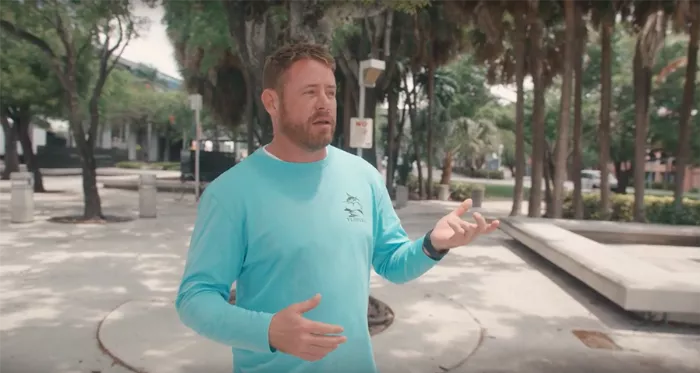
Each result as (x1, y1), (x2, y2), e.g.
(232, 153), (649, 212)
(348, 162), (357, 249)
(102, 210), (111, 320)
(395, 185), (408, 209)
(139, 174), (157, 218)
(11, 172), (34, 223)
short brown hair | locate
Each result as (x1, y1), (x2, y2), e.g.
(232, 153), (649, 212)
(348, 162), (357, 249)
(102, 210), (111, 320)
(262, 43), (336, 90)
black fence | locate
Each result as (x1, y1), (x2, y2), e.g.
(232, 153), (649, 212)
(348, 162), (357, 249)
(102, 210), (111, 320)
(36, 146), (130, 169)
(180, 150), (237, 182)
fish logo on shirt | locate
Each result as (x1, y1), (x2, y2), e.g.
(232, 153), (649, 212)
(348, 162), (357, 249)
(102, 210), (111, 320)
(344, 193), (365, 222)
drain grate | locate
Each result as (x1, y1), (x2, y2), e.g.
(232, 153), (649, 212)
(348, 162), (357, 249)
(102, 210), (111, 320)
(572, 329), (622, 351)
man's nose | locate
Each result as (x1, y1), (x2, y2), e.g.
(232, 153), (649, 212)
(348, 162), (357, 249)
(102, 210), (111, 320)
(315, 92), (332, 110)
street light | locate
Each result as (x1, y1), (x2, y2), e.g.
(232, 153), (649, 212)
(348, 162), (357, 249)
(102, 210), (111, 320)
(188, 94), (202, 200)
(350, 59), (386, 158)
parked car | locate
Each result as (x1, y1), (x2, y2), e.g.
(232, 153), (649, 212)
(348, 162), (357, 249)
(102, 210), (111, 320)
(581, 169), (618, 190)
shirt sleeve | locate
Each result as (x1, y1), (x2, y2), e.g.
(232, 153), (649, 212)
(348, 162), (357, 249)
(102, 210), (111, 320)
(371, 173), (443, 284)
(175, 189), (275, 352)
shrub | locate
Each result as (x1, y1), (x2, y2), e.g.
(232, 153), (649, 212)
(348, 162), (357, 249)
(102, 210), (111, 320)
(115, 161), (180, 171)
(453, 167), (505, 180)
(402, 175), (524, 202)
(562, 192), (700, 226)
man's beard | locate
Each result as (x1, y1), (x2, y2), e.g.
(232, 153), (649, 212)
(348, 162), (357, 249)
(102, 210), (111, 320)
(279, 109), (335, 152)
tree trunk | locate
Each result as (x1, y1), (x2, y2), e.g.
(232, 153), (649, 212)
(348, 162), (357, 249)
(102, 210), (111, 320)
(68, 71), (103, 220)
(510, 9), (527, 217)
(440, 150), (453, 185)
(1, 114), (19, 180)
(386, 85), (398, 191)
(245, 69), (256, 154)
(391, 105), (407, 182)
(572, 4), (585, 219)
(544, 143), (555, 217)
(674, 3), (700, 210)
(14, 106), (46, 192)
(551, 0), (575, 218)
(598, 11), (614, 219)
(633, 39), (651, 223)
(425, 60), (435, 200)
(614, 161), (631, 194)
(528, 10), (546, 218)
(342, 72), (354, 150)
(412, 133), (424, 199)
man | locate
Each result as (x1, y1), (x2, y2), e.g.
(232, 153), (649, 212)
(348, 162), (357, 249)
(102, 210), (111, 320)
(176, 42), (500, 373)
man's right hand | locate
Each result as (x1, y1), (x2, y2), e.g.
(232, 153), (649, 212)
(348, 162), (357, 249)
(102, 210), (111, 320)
(268, 294), (347, 361)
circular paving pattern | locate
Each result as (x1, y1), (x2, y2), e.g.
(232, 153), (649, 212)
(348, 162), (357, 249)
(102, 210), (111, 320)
(228, 290), (395, 336)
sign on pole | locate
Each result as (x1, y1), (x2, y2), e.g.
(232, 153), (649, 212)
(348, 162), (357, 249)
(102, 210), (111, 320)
(188, 94), (202, 111)
(349, 117), (373, 149)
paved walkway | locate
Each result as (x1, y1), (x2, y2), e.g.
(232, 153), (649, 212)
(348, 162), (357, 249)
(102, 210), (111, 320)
(1, 176), (698, 373)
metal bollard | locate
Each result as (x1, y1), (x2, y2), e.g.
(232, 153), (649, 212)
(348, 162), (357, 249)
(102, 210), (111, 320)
(471, 186), (484, 208)
(139, 174), (157, 218)
(18, 164), (34, 187)
(10, 172), (34, 223)
(395, 185), (408, 209)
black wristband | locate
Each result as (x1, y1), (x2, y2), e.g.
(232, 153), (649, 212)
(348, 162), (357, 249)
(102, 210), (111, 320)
(423, 229), (448, 261)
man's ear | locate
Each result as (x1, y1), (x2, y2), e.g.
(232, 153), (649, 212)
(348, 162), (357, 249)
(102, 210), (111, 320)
(261, 89), (278, 116)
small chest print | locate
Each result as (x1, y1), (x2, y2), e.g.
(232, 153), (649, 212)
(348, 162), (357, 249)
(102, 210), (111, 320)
(343, 192), (366, 223)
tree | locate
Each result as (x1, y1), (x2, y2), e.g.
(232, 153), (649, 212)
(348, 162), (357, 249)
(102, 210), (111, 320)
(673, 1), (700, 209)
(1, 0), (145, 220)
(0, 30), (62, 190)
(551, 0), (576, 218)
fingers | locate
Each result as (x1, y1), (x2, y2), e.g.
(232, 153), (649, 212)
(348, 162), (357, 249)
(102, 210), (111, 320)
(305, 320), (344, 335)
(447, 219), (465, 235)
(307, 334), (347, 347)
(299, 325), (347, 361)
(473, 212), (487, 233)
(451, 213), (499, 243)
(484, 220), (500, 234)
(293, 293), (321, 314)
(452, 198), (473, 216)
(300, 343), (339, 361)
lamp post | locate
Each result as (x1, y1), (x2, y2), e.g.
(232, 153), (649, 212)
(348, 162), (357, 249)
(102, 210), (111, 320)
(350, 59), (386, 158)
(189, 94), (202, 200)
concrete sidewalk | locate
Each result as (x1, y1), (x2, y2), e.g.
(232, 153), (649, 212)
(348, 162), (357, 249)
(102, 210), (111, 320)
(0, 178), (698, 373)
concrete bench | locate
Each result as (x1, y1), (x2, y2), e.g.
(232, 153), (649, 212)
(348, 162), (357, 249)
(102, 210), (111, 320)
(500, 218), (700, 320)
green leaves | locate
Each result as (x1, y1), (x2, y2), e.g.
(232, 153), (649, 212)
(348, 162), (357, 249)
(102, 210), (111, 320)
(0, 29), (62, 116)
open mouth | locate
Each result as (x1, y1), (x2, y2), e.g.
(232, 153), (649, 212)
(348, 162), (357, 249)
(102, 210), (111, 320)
(313, 120), (332, 126)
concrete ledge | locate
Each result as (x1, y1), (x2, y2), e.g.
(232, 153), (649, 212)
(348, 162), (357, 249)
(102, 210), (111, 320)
(97, 281), (481, 373)
(499, 218), (700, 318)
(103, 179), (208, 194)
(548, 218), (700, 246)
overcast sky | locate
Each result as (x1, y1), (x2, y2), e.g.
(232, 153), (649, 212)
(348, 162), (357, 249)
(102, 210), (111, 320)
(121, 3), (181, 78)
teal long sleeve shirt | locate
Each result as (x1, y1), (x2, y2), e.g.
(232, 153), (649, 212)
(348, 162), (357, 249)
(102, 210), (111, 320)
(175, 145), (443, 373)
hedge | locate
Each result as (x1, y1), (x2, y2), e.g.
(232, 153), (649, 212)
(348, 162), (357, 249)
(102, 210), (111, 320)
(116, 161), (180, 171)
(452, 167), (505, 179)
(403, 175), (527, 201)
(562, 192), (700, 226)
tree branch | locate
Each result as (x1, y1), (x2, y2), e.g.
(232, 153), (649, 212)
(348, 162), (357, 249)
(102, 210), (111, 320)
(0, 20), (58, 60)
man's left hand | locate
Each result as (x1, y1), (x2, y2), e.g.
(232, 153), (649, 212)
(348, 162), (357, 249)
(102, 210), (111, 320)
(429, 199), (500, 251)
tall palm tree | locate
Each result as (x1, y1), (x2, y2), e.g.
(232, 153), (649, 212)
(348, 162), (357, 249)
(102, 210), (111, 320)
(673, 0), (700, 210)
(632, 2), (670, 222)
(590, 1), (619, 220)
(551, 0), (576, 218)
